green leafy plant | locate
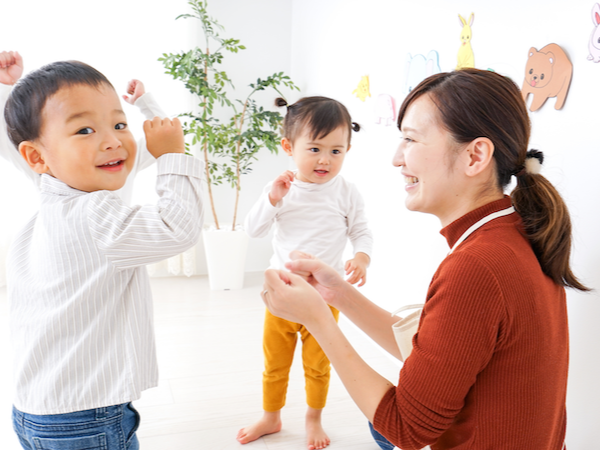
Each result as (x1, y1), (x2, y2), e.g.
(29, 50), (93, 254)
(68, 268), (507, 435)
(159, 0), (299, 230)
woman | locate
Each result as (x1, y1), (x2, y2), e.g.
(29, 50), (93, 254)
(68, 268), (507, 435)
(261, 69), (588, 450)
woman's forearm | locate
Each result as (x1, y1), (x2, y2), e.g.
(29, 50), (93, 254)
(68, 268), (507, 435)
(309, 313), (395, 422)
(336, 284), (404, 360)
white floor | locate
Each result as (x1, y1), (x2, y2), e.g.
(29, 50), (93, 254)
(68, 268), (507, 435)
(0, 273), (401, 449)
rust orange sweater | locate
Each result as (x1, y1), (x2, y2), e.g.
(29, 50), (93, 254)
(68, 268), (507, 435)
(373, 197), (568, 450)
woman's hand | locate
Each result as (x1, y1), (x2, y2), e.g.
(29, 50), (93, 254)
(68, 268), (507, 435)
(286, 251), (402, 359)
(284, 251), (350, 310)
(262, 268), (333, 329)
(262, 263), (395, 425)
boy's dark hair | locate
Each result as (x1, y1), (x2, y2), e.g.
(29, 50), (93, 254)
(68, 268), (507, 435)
(275, 96), (360, 144)
(4, 60), (113, 148)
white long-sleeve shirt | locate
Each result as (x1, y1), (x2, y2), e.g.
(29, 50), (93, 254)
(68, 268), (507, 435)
(244, 174), (373, 273)
(8, 153), (203, 415)
(0, 85), (164, 204)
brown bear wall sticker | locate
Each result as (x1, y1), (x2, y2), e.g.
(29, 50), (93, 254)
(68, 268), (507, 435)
(521, 43), (573, 112)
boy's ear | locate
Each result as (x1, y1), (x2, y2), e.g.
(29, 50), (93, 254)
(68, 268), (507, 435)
(281, 137), (293, 156)
(19, 141), (51, 174)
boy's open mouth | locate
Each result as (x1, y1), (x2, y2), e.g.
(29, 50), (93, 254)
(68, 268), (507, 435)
(98, 160), (124, 168)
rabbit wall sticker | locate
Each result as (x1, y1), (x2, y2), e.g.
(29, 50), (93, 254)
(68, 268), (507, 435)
(352, 75), (371, 102)
(456, 13), (475, 69)
(588, 3), (600, 62)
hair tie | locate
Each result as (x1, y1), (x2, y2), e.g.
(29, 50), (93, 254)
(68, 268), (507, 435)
(351, 122), (360, 132)
(274, 97), (289, 109)
(513, 149), (544, 178)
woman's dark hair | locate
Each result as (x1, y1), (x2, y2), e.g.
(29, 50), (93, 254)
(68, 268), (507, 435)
(4, 60), (113, 147)
(398, 68), (588, 291)
(275, 96), (359, 144)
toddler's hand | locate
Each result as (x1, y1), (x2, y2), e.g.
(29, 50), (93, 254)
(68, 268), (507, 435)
(143, 117), (185, 158)
(269, 170), (295, 206)
(344, 252), (370, 287)
(0, 51), (23, 86)
(122, 79), (146, 105)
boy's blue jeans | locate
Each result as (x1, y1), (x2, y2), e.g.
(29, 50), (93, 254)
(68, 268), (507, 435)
(12, 402), (140, 450)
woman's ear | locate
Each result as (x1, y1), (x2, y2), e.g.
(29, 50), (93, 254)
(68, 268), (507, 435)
(19, 141), (50, 174)
(464, 137), (495, 177)
(281, 137), (293, 156)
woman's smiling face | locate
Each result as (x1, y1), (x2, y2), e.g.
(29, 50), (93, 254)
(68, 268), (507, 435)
(392, 94), (466, 224)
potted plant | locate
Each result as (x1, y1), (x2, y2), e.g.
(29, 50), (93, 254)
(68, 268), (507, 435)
(159, 0), (298, 289)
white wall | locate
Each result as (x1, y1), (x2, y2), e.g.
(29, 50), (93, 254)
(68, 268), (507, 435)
(289, 0), (600, 447)
(0, 0), (294, 277)
(1, 0), (598, 447)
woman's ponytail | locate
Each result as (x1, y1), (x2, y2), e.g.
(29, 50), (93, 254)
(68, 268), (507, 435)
(511, 152), (589, 291)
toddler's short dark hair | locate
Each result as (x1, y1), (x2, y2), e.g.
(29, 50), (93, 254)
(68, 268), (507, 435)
(275, 96), (359, 145)
(4, 60), (113, 148)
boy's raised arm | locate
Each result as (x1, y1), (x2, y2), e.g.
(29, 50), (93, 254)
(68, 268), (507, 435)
(0, 51), (40, 185)
(0, 51), (23, 86)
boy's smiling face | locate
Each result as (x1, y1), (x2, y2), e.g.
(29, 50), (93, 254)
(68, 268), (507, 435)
(24, 82), (137, 192)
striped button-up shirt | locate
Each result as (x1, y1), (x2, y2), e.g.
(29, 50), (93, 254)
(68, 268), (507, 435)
(8, 153), (203, 414)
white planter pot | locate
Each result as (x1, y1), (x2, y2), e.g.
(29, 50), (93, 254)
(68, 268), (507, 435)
(202, 227), (249, 290)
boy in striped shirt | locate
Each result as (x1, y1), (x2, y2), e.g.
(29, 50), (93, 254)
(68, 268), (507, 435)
(5, 60), (203, 449)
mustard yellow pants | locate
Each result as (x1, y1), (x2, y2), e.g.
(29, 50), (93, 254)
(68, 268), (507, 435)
(262, 306), (340, 412)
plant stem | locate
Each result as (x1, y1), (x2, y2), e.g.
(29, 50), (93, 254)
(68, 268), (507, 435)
(202, 47), (220, 230)
(231, 97), (249, 231)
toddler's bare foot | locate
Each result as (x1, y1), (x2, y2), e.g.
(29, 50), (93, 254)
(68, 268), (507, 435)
(306, 407), (330, 450)
(237, 411), (282, 444)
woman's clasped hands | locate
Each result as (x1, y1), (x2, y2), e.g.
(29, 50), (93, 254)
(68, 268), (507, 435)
(261, 251), (348, 329)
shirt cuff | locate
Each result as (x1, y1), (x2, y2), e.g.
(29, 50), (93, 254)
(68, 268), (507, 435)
(134, 92), (167, 119)
(156, 153), (204, 179)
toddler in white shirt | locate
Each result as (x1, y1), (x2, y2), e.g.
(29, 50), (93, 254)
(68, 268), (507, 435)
(238, 96), (373, 450)
(5, 60), (203, 450)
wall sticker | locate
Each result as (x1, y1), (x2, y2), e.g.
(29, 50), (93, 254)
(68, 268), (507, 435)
(521, 43), (573, 112)
(456, 13), (475, 69)
(352, 75), (371, 102)
(588, 3), (600, 62)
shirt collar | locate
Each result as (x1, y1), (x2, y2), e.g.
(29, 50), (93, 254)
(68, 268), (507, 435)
(440, 196), (514, 249)
(292, 171), (339, 191)
(39, 174), (87, 197)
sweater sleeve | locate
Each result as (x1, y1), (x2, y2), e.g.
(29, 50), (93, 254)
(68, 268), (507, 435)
(373, 252), (505, 449)
(88, 153), (204, 268)
(346, 184), (373, 259)
(243, 182), (278, 238)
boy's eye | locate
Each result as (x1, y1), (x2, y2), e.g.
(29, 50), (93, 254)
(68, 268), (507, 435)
(309, 147), (319, 153)
(115, 123), (127, 130)
(77, 127), (94, 135)
(332, 149), (340, 154)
